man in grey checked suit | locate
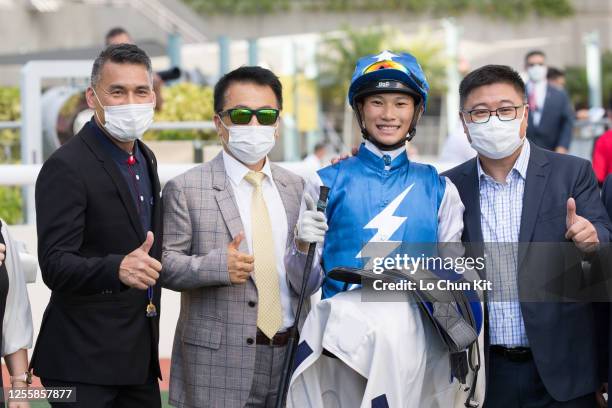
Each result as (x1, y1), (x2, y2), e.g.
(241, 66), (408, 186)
(162, 66), (328, 408)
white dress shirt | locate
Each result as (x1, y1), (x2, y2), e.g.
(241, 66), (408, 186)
(1, 220), (33, 357)
(527, 80), (547, 127)
(222, 151), (295, 330)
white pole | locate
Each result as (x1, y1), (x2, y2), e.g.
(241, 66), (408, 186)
(442, 18), (460, 140)
(584, 31), (602, 109)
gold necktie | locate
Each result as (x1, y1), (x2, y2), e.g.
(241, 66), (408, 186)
(244, 171), (283, 339)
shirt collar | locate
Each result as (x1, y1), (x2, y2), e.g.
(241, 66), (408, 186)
(477, 139), (531, 182)
(528, 80), (547, 94)
(364, 139), (406, 161)
(90, 119), (140, 164)
(357, 142), (409, 170)
(222, 149), (273, 186)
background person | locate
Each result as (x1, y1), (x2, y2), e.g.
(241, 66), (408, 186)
(546, 66), (566, 90)
(524, 50), (574, 154)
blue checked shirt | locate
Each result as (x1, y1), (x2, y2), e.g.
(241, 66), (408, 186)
(478, 140), (531, 347)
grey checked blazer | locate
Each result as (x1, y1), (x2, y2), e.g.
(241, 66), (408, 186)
(162, 152), (323, 408)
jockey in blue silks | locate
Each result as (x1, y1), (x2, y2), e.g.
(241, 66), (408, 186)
(286, 51), (485, 408)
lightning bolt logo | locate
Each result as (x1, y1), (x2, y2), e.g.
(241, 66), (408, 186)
(356, 183), (414, 262)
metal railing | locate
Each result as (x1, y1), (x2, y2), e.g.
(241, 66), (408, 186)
(0, 121), (20, 130)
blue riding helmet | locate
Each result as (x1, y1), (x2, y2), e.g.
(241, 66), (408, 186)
(348, 50), (429, 111)
(348, 50), (430, 145)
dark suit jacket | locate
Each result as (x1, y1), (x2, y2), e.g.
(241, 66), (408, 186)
(603, 175), (612, 220)
(443, 143), (611, 402)
(31, 122), (162, 385)
(600, 175), (612, 406)
(526, 85), (574, 150)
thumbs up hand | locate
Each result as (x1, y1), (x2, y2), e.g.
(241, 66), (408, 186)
(565, 198), (599, 253)
(227, 232), (254, 284)
(119, 231), (163, 290)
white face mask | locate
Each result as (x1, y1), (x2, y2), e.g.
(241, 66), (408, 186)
(219, 119), (277, 165)
(465, 109), (525, 160)
(93, 89), (155, 143)
(527, 65), (547, 82)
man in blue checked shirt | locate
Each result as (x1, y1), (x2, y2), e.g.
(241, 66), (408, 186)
(444, 64), (612, 407)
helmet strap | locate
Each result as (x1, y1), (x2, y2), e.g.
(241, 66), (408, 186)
(405, 100), (423, 142)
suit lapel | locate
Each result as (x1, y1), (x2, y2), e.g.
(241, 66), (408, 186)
(81, 128), (144, 239)
(211, 153), (247, 251)
(539, 85), (553, 124)
(270, 164), (299, 249)
(461, 158), (484, 243)
(139, 141), (162, 256)
(518, 145), (550, 267)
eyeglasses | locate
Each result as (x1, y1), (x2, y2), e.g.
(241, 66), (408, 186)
(462, 105), (526, 124)
(218, 108), (279, 126)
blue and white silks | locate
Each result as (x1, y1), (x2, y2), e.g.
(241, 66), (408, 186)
(287, 142), (485, 407)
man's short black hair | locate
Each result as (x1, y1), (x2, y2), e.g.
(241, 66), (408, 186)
(525, 50), (546, 64)
(547, 67), (565, 80)
(214, 66), (283, 113)
(105, 27), (131, 45)
(91, 44), (152, 88)
(459, 65), (526, 108)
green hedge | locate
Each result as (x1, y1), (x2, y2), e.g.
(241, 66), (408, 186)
(0, 187), (23, 224)
(145, 82), (217, 141)
(0, 87), (23, 223)
(182, 0), (573, 19)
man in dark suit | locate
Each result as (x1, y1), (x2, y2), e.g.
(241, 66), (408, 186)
(600, 174), (612, 408)
(443, 64), (611, 407)
(32, 44), (163, 407)
(524, 50), (574, 153)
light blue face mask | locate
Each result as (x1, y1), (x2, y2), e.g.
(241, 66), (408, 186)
(465, 109), (525, 160)
(93, 89), (155, 142)
(218, 117), (277, 165)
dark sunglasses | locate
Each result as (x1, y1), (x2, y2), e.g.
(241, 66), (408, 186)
(218, 108), (280, 126)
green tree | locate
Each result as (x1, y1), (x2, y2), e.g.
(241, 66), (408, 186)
(565, 51), (612, 109)
(318, 26), (389, 112)
(318, 25), (446, 114)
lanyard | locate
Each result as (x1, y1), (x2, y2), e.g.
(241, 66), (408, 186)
(127, 154), (157, 318)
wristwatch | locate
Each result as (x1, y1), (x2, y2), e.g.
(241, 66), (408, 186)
(10, 371), (32, 385)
